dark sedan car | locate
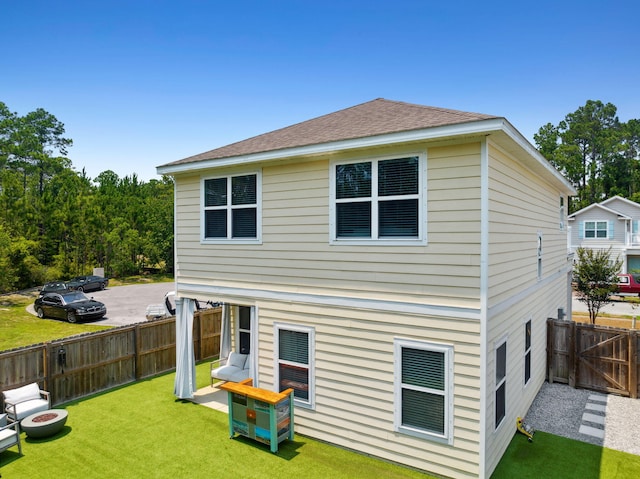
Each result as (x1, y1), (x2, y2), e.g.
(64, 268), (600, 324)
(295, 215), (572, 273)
(66, 275), (109, 293)
(34, 292), (107, 323)
(38, 281), (70, 297)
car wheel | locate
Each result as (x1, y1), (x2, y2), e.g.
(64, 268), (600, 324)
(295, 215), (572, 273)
(100, 282), (106, 290)
(36, 307), (45, 319)
(67, 311), (77, 323)
(77, 286), (84, 292)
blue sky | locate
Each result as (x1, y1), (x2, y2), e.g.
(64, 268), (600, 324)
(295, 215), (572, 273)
(3, 0), (638, 181)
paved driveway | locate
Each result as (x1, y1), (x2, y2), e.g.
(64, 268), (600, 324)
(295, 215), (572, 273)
(29, 282), (175, 327)
(572, 292), (640, 317)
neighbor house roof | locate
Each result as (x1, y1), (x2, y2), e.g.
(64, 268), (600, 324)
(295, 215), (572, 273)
(161, 98), (498, 167)
(568, 202), (631, 220)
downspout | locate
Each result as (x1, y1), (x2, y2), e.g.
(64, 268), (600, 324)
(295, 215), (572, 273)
(479, 137), (490, 479)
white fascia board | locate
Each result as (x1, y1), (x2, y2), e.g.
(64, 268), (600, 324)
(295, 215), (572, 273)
(499, 120), (577, 195)
(157, 119), (508, 176)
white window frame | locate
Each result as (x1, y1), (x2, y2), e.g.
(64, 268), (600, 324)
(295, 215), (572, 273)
(329, 153), (427, 245)
(524, 319), (532, 386)
(236, 305), (252, 355)
(274, 323), (315, 409)
(200, 171), (262, 244)
(495, 337), (507, 430)
(393, 338), (454, 444)
(560, 196), (565, 230)
(584, 220), (608, 239)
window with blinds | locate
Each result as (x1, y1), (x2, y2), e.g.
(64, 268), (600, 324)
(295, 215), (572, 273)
(495, 341), (507, 429)
(202, 173), (260, 241)
(394, 339), (453, 444)
(276, 325), (314, 408)
(524, 320), (531, 385)
(333, 155), (424, 242)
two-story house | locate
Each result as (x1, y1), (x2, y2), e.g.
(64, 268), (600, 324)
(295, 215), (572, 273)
(568, 195), (640, 272)
(158, 99), (576, 479)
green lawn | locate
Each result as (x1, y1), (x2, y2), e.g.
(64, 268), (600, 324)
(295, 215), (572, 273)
(0, 362), (434, 479)
(493, 429), (640, 479)
(2, 362), (638, 479)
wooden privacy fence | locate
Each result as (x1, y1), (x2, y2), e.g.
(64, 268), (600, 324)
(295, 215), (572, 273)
(0, 307), (221, 408)
(547, 319), (639, 398)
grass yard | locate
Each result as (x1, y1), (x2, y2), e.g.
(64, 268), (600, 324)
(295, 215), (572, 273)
(492, 430), (640, 479)
(0, 362), (434, 479)
(2, 362), (638, 479)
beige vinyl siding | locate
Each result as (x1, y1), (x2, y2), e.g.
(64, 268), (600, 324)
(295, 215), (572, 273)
(173, 142), (483, 309)
(254, 299), (482, 479)
(483, 140), (572, 477)
(486, 141), (569, 307)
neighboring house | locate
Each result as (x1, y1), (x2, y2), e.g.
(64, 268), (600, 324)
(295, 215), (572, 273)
(158, 99), (576, 479)
(568, 196), (640, 272)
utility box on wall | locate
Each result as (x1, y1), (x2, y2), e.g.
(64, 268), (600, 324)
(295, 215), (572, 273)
(220, 379), (294, 453)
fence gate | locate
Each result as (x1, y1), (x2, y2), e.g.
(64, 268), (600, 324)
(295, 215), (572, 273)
(547, 319), (639, 398)
(575, 326), (634, 396)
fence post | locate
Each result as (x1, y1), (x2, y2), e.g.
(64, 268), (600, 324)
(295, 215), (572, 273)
(134, 324), (141, 380)
(569, 321), (577, 388)
(43, 342), (50, 392)
(630, 330), (638, 399)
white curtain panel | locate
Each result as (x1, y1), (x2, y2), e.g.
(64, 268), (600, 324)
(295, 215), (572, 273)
(174, 297), (196, 399)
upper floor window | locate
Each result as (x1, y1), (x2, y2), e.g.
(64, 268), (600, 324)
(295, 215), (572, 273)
(584, 220), (608, 239)
(537, 232), (543, 280)
(202, 173), (261, 243)
(330, 154), (426, 244)
(559, 196), (565, 230)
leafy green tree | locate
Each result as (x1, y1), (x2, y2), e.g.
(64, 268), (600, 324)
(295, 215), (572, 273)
(534, 100), (633, 210)
(0, 224), (14, 291)
(0, 101), (176, 292)
(573, 247), (623, 324)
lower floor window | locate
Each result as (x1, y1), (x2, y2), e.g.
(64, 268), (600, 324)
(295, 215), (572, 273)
(524, 320), (531, 385)
(495, 340), (507, 428)
(275, 324), (314, 408)
(394, 339), (453, 444)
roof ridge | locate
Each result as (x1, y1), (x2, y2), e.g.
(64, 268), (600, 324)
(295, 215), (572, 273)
(378, 98), (497, 119)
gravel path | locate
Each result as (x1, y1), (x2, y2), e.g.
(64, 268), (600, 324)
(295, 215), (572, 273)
(525, 382), (640, 456)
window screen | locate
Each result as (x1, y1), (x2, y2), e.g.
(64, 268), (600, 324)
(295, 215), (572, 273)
(400, 346), (446, 435)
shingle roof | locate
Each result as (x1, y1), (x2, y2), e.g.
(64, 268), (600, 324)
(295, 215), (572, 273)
(165, 98), (499, 167)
